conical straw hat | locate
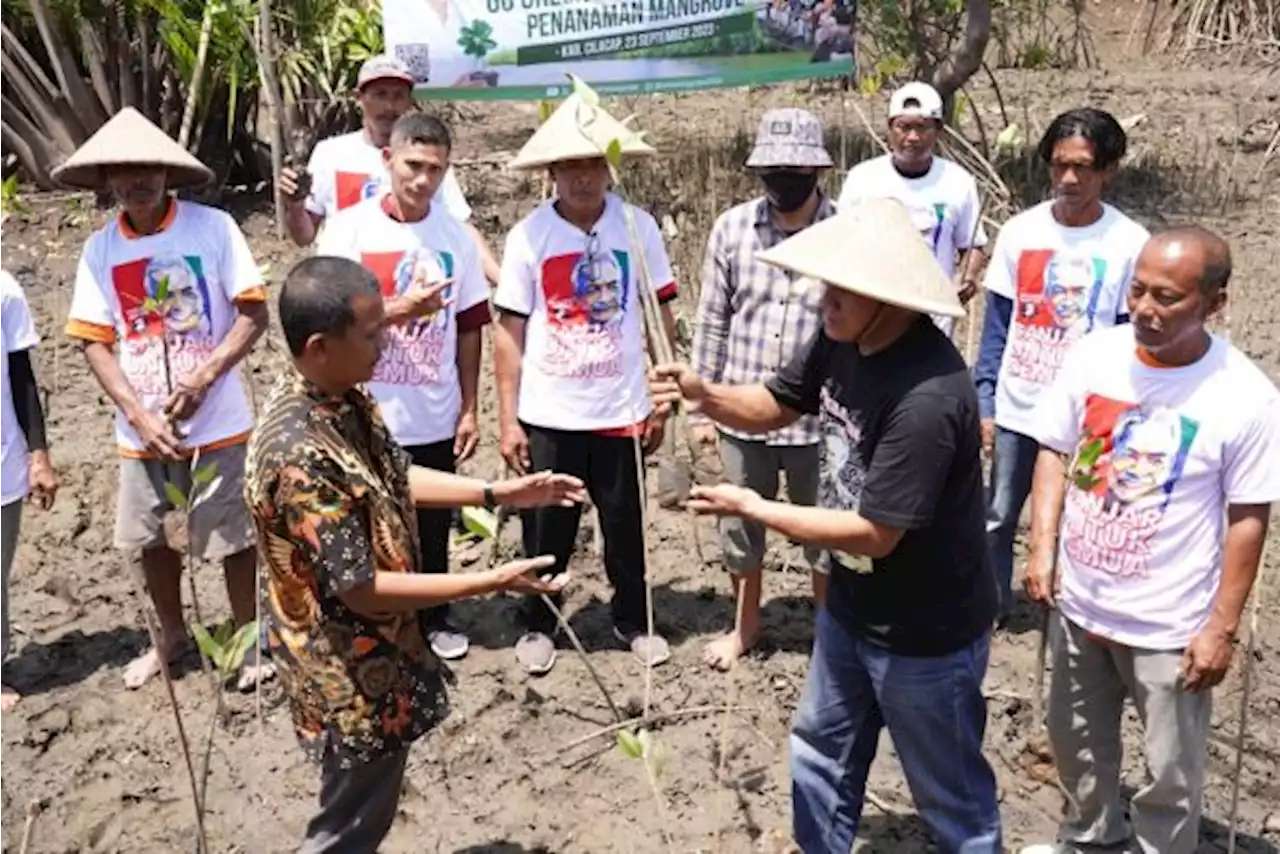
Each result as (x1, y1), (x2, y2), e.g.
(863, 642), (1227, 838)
(51, 107), (213, 191)
(508, 94), (656, 172)
(756, 197), (965, 318)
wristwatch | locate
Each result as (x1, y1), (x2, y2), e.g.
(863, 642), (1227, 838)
(483, 483), (496, 510)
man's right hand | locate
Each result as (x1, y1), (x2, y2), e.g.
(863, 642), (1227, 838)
(490, 555), (569, 596)
(278, 166), (312, 206)
(981, 417), (995, 453)
(500, 421), (531, 474)
(132, 409), (184, 462)
(1023, 549), (1057, 607)
(649, 363), (706, 417)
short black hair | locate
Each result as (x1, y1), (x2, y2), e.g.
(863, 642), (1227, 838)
(1153, 225), (1233, 294)
(389, 112), (452, 151)
(279, 256), (380, 357)
(1037, 108), (1127, 171)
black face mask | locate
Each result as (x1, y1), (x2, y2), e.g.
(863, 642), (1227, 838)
(761, 170), (818, 213)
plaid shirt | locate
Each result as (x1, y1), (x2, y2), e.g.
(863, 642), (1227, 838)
(691, 195), (835, 446)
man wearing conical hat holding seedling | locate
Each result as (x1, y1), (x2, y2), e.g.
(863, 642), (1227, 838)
(316, 111), (492, 662)
(1017, 227), (1280, 854)
(56, 108), (272, 692)
(491, 93), (680, 675)
(689, 107), (835, 672)
(651, 198), (1003, 852)
(837, 81), (989, 340)
(278, 55), (502, 286)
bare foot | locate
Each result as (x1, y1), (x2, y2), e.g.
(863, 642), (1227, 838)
(1, 683), (19, 713)
(703, 629), (760, 672)
(122, 640), (188, 690)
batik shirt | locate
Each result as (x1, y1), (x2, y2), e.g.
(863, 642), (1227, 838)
(245, 370), (449, 766)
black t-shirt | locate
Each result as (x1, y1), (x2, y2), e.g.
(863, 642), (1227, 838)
(766, 316), (998, 656)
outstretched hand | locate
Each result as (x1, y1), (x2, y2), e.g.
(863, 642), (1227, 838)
(648, 363), (706, 418)
(686, 483), (762, 518)
(495, 470), (587, 508)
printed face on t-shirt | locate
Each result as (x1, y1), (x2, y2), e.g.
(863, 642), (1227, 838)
(1017, 250), (1105, 333)
(817, 384), (865, 512)
(361, 247), (452, 385)
(539, 241), (631, 379)
(117, 254), (213, 341)
(1066, 394), (1199, 578)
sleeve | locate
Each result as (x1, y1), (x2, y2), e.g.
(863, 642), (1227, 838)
(1113, 225), (1150, 325)
(765, 329), (830, 416)
(956, 176), (988, 251)
(218, 212), (265, 303)
(858, 393), (960, 529)
(2, 276), (40, 353)
(492, 224), (536, 317)
(303, 142), (333, 218)
(639, 210), (677, 304)
(276, 458), (376, 595)
(972, 291), (1011, 420)
(453, 226), (492, 333)
(65, 237), (120, 343)
(981, 218), (1017, 300)
(690, 216), (732, 387)
(1223, 394), (1280, 505)
(1027, 337), (1090, 453)
(438, 167), (473, 222)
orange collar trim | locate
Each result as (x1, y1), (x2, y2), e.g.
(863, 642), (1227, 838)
(1135, 347), (1173, 368)
(118, 196), (177, 239)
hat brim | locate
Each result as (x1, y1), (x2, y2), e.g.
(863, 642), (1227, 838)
(51, 161), (213, 192)
(358, 73), (415, 90)
(745, 144), (834, 169)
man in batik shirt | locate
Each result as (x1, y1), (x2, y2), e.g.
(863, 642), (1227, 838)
(248, 256), (585, 852)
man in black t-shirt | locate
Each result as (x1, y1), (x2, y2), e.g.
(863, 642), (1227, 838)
(652, 197), (1002, 853)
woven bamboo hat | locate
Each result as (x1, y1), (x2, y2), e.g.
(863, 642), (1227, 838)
(508, 94), (656, 172)
(757, 197), (964, 318)
(51, 107), (214, 191)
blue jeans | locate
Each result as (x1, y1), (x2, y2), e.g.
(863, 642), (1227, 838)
(985, 426), (1039, 613)
(790, 609), (1002, 854)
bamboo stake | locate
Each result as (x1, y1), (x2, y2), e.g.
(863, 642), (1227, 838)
(177, 2), (214, 150)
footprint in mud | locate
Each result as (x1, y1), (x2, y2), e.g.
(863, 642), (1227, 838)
(24, 706), (72, 754)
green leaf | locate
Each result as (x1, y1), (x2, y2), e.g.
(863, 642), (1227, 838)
(460, 506), (498, 541)
(226, 621), (259, 674)
(154, 274), (171, 303)
(617, 728), (644, 760)
(641, 730), (669, 778)
(214, 619), (234, 648)
(604, 138), (623, 170)
(164, 481), (189, 511)
(190, 475), (224, 511)
(568, 72), (599, 107)
(193, 461), (219, 487)
(192, 623), (221, 667)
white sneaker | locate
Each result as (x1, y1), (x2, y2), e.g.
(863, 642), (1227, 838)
(1018, 845), (1061, 854)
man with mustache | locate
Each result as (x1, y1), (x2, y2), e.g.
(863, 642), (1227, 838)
(690, 108), (834, 671)
(972, 107), (1150, 622)
(56, 108), (270, 691)
(251, 255), (583, 853)
(316, 112), (491, 662)
(838, 82), (988, 339)
(1019, 227), (1280, 854)
(278, 55), (502, 285)
(492, 95), (678, 675)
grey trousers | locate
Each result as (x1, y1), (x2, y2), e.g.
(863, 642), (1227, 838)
(300, 748), (409, 853)
(1046, 611), (1212, 854)
(2, 499), (21, 662)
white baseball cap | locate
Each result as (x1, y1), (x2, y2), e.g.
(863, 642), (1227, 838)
(889, 82), (944, 121)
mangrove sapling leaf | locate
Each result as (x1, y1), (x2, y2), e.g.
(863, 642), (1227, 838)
(165, 481), (190, 512)
(192, 624), (225, 672)
(460, 506), (499, 541)
(193, 461), (218, 488)
(227, 621), (259, 674)
(617, 728), (644, 759)
(189, 476), (223, 512)
(605, 138), (623, 171)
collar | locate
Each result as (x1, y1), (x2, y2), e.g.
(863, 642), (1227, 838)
(291, 366), (368, 410)
(380, 192), (429, 224)
(118, 196), (177, 239)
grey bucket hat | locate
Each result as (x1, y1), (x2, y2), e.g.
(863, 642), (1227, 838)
(745, 108), (834, 169)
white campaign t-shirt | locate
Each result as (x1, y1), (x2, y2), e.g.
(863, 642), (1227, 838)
(494, 193), (676, 432)
(837, 154), (987, 336)
(66, 200), (262, 455)
(2, 271), (40, 505)
(317, 195), (489, 446)
(305, 130), (471, 223)
(1032, 325), (1280, 650)
(985, 201), (1150, 437)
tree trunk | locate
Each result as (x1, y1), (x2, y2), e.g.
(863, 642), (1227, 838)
(178, 1), (216, 149)
(26, 0), (106, 135)
(78, 20), (117, 116)
(122, 1), (143, 112)
(2, 121), (53, 186)
(933, 0), (991, 101)
(0, 22), (59, 98)
(137, 8), (153, 116)
(255, 0), (288, 237)
(0, 51), (80, 156)
(1, 113), (55, 186)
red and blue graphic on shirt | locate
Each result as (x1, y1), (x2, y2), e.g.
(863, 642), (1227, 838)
(111, 254), (216, 395)
(336, 171), (383, 212)
(539, 246), (630, 380)
(362, 248), (453, 385)
(1063, 393), (1199, 579)
(1006, 249), (1108, 387)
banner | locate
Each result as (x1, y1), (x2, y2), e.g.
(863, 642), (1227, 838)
(383, 0), (855, 100)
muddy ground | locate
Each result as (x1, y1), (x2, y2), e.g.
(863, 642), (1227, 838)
(3, 3), (1280, 852)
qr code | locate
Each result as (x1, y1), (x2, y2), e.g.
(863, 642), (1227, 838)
(395, 43), (431, 83)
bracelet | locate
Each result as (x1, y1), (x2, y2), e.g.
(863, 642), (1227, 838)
(483, 483), (496, 510)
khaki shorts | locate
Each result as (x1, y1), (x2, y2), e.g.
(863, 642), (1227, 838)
(114, 441), (255, 561)
(717, 432), (826, 574)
